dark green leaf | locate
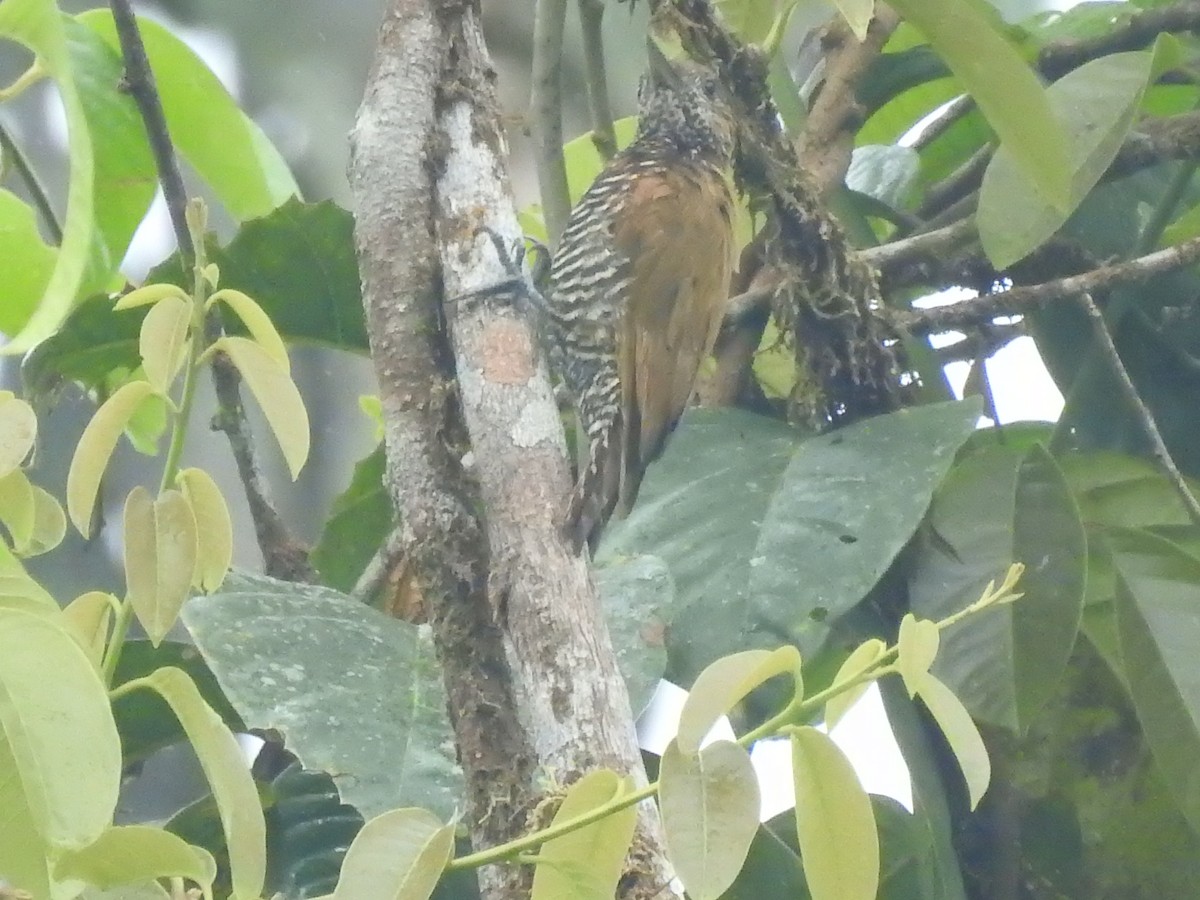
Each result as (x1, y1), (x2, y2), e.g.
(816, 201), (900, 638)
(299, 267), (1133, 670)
(594, 554), (672, 716)
(910, 441), (1086, 732)
(311, 446), (391, 593)
(181, 574), (462, 820)
(1111, 527), (1200, 833)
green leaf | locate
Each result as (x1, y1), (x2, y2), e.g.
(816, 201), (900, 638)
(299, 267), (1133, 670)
(208, 199), (366, 352)
(176, 468), (233, 592)
(23, 483), (67, 557)
(743, 399), (982, 659)
(721, 816), (809, 900)
(208, 288), (290, 371)
(62, 591), (115, 668)
(110, 639), (242, 766)
(312, 446), (391, 592)
(833, 0), (875, 40)
(896, 614), (939, 698)
(909, 441), (1086, 732)
(530, 770), (638, 900)
(978, 39), (1180, 268)
(846, 144), (920, 211)
(0, 190), (56, 336)
(605, 401), (981, 683)
(1111, 528), (1200, 833)
(791, 726), (879, 900)
(66, 379), (157, 536)
(0, 540), (59, 613)
(913, 671), (990, 810)
(0, 728), (54, 900)
(78, 10), (298, 220)
(332, 808), (453, 900)
(0, 380), (38, 480)
(211, 335), (310, 479)
(64, 17), (157, 298)
(878, 680), (968, 900)
(824, 638), (887, 730)
(0, 607), (121, 849)
(139, 295), (191, 393)
(594, 554), (672, 716)
(677, 647), (801, 755)
(123, 487), (198, 645)
(181, 574), (462, 820)
(133, 666), (266, 900)
(0, 469), (36, 553)
(54, 825), (217, 892)
(0, 0), (95, 352)
(887, 0), (1071, 210)
(660, 740), (760, 900)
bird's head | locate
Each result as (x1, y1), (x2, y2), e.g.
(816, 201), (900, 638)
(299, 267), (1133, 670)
(637, 43), (737, 165)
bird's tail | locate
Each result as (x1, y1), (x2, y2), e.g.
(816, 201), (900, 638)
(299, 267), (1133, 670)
(563, 415), (626, 554)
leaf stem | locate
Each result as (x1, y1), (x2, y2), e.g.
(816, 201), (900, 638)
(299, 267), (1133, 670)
(0, 120), (64, 244)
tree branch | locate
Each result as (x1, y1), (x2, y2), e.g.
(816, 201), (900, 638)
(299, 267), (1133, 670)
(1077, 292), (1200, 529)
(578, 0), (617, 159)
(897, 236), (1200, 335)
(108, 0), (313, 581)
(0, 121), (63, 244)
(353, 1), (673, 893)
(1038, 0), (1200, 80)
(531, 0), (572, 246)
(798, 6), (901, 196)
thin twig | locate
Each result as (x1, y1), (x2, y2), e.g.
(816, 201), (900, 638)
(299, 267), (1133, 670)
(107, 0), (315, 582)
(578, 0), (617, 159)
(531, 0), (571, 246)
(858, 218), (977, 272)
(107, 0), (191, 255)
(0, 121), (63, 244)
(1077, 292), (1200, 529)
(909, 93), (975, 153)
(897, 236), (1200, 335)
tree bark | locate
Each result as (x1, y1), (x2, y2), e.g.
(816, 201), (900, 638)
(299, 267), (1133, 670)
(350, 0), (672, 895)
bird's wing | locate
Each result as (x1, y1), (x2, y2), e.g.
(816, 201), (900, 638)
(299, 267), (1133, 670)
(612, 162), (734, 514)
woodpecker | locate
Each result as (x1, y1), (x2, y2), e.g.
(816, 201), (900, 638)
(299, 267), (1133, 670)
(546, 46), (737, 552)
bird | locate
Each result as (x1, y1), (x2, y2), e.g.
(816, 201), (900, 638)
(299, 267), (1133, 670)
(544, 43), (738, 552)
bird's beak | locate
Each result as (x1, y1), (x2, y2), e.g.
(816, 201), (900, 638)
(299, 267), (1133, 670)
(646, 38), (684, 91)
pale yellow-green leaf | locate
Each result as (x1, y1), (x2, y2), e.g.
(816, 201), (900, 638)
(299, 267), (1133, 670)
(112, 282), (189, 311)
(24, 484), (67, 556)
(212, 336), (310, 479)
(659, 740), (759, 900)
(0, 540), (57, 613)
(332, 808), (454, 900)
(0, 607), (121, 850)
(62, 591), (116, 669)
(0, 0), (96, 354)
(824, 638), (887, 730)
(123, 487), (198, 646)
(139, 295), (192, 393)
(0, 393), (37, 479)
(55, 825), (217, 893)
(201, 263), (220, 289)
(207, 288), (290, 372)
(66, 379), (157, 536)
(531, 770), (638, 900)
(0, 467), (36, 553)
(896, 613), (939, 698)
(0, 726), (54, 900)
(135, 666), (266, 899)
(791, 726), (879, 900)
(123, 390), (170, 457)
(916, 671), (990, 810)
(833, 0), (874, 40)
(678, 647), (802, 754)
(176, 468), (233, 592)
